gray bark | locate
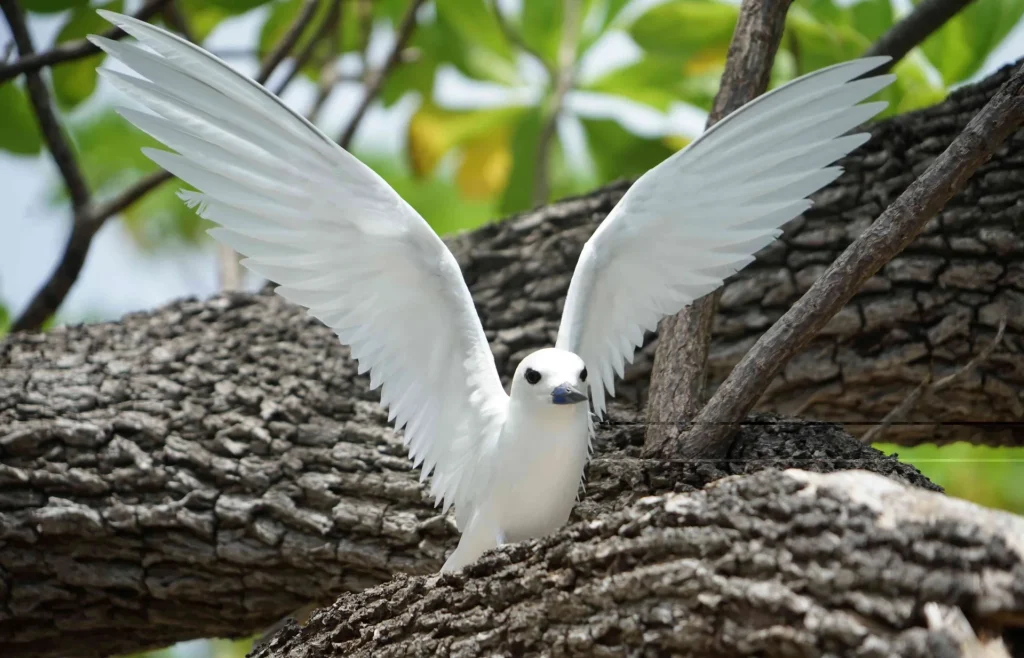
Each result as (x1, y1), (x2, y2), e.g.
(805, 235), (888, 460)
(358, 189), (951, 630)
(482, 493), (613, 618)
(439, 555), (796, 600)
(1, 58), (1023, 658)
(253, 469), (1024, 658)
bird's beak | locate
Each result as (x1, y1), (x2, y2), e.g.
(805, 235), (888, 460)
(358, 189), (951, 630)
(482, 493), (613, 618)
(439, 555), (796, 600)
(551, 382), (588, 405)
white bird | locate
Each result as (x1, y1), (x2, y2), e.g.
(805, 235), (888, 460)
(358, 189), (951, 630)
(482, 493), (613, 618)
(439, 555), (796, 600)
(90, 10), (894, 572)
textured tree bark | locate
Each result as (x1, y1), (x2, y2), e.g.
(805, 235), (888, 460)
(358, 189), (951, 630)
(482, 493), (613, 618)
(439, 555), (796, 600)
(1, 58), (1023, 658)
(252, 469), (1024, 658)
(0, 296), (936, 658)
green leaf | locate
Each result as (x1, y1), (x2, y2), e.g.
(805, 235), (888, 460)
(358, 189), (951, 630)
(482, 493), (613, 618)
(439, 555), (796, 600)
(0, 302), (9, 338)
(0, 82), (43, 155)
(258, 0), (364, 81)
(522, 0), (564, 69)
(500, 107), (544, 214)
(919, 0), (1024, 84)
(581, 117), (677, 183)
(783, 5), (869, 74)
(21, 0), (87, 13)
(432, 0), (519, 84)
(628, 0), (739, 58)
(177, 0), (233, 42)
(584, 53), (726, 111)
(849, 0), (893, 41)
(204, 0), (273, 13)
(52, 1), (123, 111)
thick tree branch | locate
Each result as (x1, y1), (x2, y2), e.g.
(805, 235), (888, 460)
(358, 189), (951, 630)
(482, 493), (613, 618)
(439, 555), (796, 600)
(336, 0), (425, 149)
(644, 0), (794, 457)
(683, 62), (1024, 459)
(0, 0), (170, 85)
(254, 469), (1024, 658)
(866, 0), (978, 71)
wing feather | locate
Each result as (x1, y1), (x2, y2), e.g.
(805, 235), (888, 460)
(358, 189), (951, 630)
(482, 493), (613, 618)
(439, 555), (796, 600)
(92, 11), (507, 523)
(557, 57), (895, 419)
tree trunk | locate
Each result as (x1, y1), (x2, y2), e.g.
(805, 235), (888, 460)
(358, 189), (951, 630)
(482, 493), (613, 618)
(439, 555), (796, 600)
(252, 469), (1024, 658)
(1, 59), (1023, 658)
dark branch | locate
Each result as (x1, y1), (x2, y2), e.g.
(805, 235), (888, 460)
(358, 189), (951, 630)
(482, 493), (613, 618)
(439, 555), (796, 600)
(866, 0), (978, 71)
(1, 0), (90, 210)
(336, 0), (426, 148)
(257, 0), (320, 84)
(0, 0), (170, 85)
(270, 0), (340, 96)
(684, 62), (1024, 458)
(643, 0), (795, 458)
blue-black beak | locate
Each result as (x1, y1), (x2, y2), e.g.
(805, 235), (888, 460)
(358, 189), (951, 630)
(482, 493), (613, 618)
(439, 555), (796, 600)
(552, 382), (588, 405)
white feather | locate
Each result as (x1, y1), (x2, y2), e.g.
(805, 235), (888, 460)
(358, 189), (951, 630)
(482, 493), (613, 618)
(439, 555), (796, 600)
(556, 57), (895, 418)
(93, 11), (508, 523)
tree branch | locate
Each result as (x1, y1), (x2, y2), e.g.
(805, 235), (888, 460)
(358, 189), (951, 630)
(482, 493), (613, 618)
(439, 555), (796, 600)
(1, 0), (89, 211)
(253, 469), (1024, 658)
(490, 0), (556, 80)
(643, 0), (794, 458)
(306, 0), (343, 124)
(681, 62), (1024, 459)
(531, 0), (581, 207)
(0, 0), (170, 85)
(336, 0), (425, 148)
(257, 0), (320, 84)
(866, 0), (978, 71)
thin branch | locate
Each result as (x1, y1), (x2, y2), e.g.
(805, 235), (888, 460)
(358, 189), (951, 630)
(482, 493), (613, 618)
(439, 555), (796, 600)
(307, 0), (344, 124)
(257, 0), (320, 84)
(270, 0), (340, 95)
(336, 0), (426, 149)
(10, 0), (317, 330)
(865, 0), (977, 72)
(2, 0), (90, 211)
(531, 0), (581, 207)
(642, 0), (795, 458)
(0, 0), (170, 85)
(860, 317), (1007, 444)
(679, 62), (1024, 459)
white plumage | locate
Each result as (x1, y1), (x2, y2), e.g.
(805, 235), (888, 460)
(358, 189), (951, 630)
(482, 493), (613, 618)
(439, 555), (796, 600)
(92, 10), (894, 572)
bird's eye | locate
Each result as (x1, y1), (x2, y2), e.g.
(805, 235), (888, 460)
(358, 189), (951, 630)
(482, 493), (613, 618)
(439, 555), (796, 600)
(580, 367), (587, 382)
(524, 368), (541, 385)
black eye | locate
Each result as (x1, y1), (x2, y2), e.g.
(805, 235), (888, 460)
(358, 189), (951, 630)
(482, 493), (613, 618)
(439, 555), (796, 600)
(524, 368), (541, 385)
(580, 367), (587, 382)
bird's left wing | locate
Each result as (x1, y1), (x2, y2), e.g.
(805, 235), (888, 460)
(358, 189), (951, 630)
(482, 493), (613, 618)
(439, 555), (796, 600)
(556, 57), (895, 418)
(90, 11), (508, 522)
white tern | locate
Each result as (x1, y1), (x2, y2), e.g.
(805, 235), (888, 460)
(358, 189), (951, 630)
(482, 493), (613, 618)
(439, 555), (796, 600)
(91, 11), (895, 572)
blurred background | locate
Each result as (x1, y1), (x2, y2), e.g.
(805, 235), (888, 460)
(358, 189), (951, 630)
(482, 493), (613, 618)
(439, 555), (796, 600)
(1, 0), (1022, 655)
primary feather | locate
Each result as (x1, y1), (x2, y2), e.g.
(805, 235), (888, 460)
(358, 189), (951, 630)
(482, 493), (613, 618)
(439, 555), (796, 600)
(556, 57), (895, 418)
(90, 10), (507, 525)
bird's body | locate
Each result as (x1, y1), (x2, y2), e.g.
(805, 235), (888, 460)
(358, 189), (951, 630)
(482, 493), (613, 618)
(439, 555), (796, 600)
(91, 10), (895, 573)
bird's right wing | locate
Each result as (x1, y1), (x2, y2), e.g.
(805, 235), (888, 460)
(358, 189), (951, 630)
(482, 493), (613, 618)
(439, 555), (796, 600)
(90, 11), (508, 520)
(556, 57), (895, 418)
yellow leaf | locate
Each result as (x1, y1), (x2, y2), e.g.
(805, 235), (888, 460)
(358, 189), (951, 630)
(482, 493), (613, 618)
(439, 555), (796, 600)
(663, 134), (693, 152)
(684, 45), (728, 76)
(407, 103), (527, 178)
(457, 131), (512, 199)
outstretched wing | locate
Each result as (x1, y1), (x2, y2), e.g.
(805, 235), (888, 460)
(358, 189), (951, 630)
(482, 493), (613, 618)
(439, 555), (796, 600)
(91, 11), (507, 520)
(556, 57), (895, 418)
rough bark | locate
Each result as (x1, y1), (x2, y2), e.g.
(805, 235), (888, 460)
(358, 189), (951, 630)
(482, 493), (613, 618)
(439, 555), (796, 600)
(1, 57), (1023, 658)
(0, 292), (935, 658)
(254, 469), (1024, 658)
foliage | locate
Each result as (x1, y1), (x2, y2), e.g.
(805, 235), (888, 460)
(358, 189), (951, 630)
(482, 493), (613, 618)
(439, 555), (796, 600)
(875, 443), (1024, 514)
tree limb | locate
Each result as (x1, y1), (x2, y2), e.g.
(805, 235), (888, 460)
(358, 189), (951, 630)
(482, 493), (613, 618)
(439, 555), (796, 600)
(257, 0), (320, 84)
(0, 0), (170, 85)
(683, 62), (1024, 459)
(253, 469), (1024, 658)
(336, 0), (426, 149)
(1, 0), (89, 210)
(866, 0), (978, 71)
(644, 0), (794, 458)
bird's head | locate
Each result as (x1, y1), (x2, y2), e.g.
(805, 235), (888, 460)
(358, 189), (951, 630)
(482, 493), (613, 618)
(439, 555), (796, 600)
(510, 348), (589, 408)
